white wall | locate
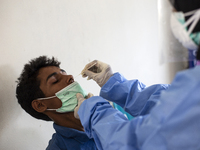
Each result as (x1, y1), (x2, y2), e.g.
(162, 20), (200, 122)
(0, 0), (187, 149)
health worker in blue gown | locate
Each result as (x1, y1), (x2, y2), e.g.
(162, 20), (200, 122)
(74, 0), (200, 150)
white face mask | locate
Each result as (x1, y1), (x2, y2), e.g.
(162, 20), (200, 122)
(170, 9), (200, 50)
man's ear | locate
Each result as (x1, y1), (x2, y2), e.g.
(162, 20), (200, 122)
(32, 100), (47, 113)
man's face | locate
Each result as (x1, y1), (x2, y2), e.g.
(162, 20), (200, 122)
(37, 66), (74, 109)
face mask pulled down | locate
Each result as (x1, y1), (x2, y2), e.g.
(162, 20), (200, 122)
(37, 81), (87, 113)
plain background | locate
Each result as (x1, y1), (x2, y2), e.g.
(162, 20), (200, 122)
(0, 0), (187, 149)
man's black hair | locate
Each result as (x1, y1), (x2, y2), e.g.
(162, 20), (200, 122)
(16, 56), (61, 121)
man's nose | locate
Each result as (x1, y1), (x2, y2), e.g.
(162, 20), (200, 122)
(63, 74), (74, 85)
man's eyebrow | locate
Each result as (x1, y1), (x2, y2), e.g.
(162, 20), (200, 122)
(46, 72), (57, 82)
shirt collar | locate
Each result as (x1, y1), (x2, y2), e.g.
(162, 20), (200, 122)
(53, 123), (90, 142)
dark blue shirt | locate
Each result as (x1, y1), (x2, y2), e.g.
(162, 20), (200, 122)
(46, 123), (97, 150)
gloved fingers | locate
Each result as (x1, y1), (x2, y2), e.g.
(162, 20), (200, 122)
(81, 60), (110, 75)
(87, 76), (92, 80)
(81, 60), (113, 87)
(84, 60), (98, 70)
(76, 93), (84, 99)
(93, 65), (113, 87)
(74, 106), (80, 119)
(82, 73), (87, 78)
(76, 93), (85, 103)
(82, 69), (97, 80)
(81, 60), (98, 77)
(95, 60), (109, 71)
(86, 92), (94, 99)
(74, 93), (85, 119)
(81, 70), (94, 79)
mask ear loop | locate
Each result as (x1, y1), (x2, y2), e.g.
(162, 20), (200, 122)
(37, 95), (56, 100)
(36, 96), (58, 111)
(183, 9), (200, 35)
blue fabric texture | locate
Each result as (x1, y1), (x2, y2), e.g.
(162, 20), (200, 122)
(46, 123), (97, 150)
(100, 72), (169, 117)
(78, 66), (200, 150)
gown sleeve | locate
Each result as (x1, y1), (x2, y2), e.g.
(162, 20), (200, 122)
(78, 67), (200, 150)
(100, 72), (169, 116)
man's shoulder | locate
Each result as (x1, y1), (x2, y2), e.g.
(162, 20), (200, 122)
(46, 133), (60, 150)
(46, 124), (98, 150)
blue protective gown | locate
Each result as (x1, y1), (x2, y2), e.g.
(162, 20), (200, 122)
(46, 123), (97, 150)
(78, 66), (200, 150)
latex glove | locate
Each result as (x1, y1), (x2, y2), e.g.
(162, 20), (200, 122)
(81, 60), (113, 87)
(74, 93), (94, 119)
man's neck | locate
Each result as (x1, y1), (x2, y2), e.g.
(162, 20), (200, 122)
(46, 111), (84, 131)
